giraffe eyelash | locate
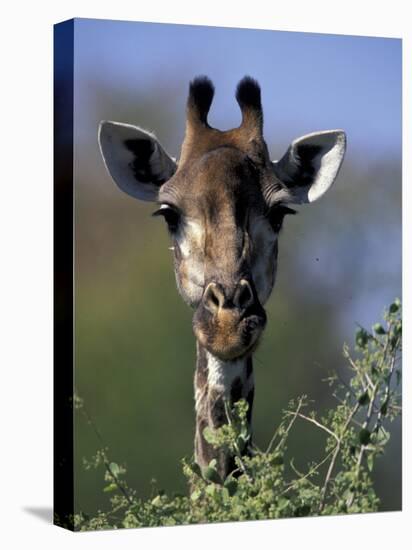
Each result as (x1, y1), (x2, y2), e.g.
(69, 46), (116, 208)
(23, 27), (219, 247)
(269, 204), (297, 216)
(152, 204), (181, 233)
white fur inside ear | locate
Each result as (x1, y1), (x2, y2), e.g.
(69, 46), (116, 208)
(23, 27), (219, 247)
(98, 120), (176, 201)
(272, 129), (346, 204)
(304, 130), (346, 202)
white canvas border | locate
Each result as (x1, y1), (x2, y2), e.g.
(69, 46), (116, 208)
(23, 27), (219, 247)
(0, 1), (408, 548)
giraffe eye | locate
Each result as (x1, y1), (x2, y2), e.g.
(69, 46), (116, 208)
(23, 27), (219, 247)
(152, 204), (181, 233)
(268, 205), (296, 233)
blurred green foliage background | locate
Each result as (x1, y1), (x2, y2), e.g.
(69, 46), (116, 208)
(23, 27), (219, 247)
(72, 19), (401, 516)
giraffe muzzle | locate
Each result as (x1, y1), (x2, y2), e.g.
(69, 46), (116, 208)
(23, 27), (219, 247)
(192, 279), (267, 360)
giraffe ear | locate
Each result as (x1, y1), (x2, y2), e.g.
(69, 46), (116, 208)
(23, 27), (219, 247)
(271, 130), (346, 204)
(98, 121), (177, 202)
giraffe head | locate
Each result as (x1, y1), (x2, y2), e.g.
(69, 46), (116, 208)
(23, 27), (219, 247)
(99, 76), (346, 361)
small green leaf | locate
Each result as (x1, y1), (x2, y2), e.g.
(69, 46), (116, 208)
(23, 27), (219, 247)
(224, 479), (238, 496)
(373, 323), (386, 335)
(109, 462), (120, 477)
(190, 489), (201, 501)
(203, 427), (216, 444)
(205, 484), (218, 497)
(221, 487), (230, 502)
(277, 496), (290, 511)
(374, 427), (390, 445)
(389, 301), (400, 314)
(103, 483), (117, 493)
(359, 428), (371, 445)
(356, 328), (369, 348)
(151, 495), (163, 507)
(203, 466), (221, 484)
(188, 461), (202, 477)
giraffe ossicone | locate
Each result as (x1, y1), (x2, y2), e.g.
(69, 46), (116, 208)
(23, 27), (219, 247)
(99, 76), (346, 479)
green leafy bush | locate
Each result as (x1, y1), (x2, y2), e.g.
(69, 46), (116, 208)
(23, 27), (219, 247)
(69, 300), (401, 531)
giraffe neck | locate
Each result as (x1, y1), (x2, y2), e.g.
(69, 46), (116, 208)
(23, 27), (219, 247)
(194, 342), (254, 480)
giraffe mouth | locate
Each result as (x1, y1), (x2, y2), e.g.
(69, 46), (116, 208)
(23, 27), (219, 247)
(192, 308), (267, 361)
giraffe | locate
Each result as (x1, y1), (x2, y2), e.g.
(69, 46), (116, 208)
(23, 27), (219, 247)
(98, 76), (346, 480)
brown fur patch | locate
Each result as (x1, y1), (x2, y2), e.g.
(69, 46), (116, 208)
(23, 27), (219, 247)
(212, 309), (244, 360)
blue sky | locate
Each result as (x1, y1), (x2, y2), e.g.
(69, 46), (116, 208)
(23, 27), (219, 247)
(74, 18), (401, 162)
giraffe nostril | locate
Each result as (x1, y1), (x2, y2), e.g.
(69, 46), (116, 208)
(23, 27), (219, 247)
(209, 292), (220, 308)
(203, 282), (225, 313)
(235, 279), (254, 311)
(203, 280), (255, 315)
